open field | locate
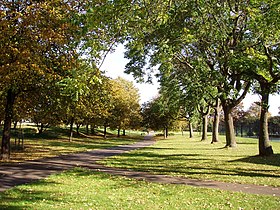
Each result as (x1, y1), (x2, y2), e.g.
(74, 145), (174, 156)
(1, 131), (280, 209)
(103, 134), (280, 187)
(0, 167), (279, 210)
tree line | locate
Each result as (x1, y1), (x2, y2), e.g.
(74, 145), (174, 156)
(142, 96), (280, 141)
(1, 0), (279, 159)
(122, 0), (280, 156)
(0, 0), (141, 160)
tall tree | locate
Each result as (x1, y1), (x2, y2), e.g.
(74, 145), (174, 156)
(244, 1), (280, 155)
(108, 77), (141, 137)
(0, 0), (85, 159)
(122, 0), (254, 148)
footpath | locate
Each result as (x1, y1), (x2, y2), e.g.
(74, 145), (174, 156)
(0, 135), (279, 197)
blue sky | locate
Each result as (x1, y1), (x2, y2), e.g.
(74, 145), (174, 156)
(100, 45), (279, 116)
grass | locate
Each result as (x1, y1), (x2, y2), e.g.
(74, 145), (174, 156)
(102, 134), (280, 187)
(1, 125), (138, 164)
(0, 167), (279, 210)
(1, 131), (280, 209)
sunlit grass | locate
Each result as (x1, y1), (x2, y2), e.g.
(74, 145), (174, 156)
(0, 168), (279, 210)
(103, 134), (280, 187)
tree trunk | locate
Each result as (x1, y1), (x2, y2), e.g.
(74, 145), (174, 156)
(69, 117), (74, 142)
(76, 124), (80, 135)
(201, 115), (208, 141)
(189, 121), (193, 138)
(1, 89), (16, 160)
(258, 85), (273, 156)
(240, 124), (243, 137)
(222, 104), (237, 147)
(91, 124), (96, 135)
(211, 101), (221, 143)
(104, 125), (107, 139)
(117, 128), (120, 137)
(164, 127), (167, 139)
(122, 129), (126, 136)
(199, 105), (210, 141)
(38, 123), (44, 134)
(86, 124), (89, 134)
(13, 121), (17, 129)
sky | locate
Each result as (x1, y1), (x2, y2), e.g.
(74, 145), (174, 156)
(100, 45), (280, 116)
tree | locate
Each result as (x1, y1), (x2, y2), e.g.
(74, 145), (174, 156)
(122, 0), (255, 148)
(245, 0), (280, 155)
(211, 98), (222, 143)
(0, 0), (86, 160)
(58, 61), (102, 140)
(231, 102), (246, 137)
(108, 77), (141, 137)
(141, 94), (178, 138)
(28, 84), (63, 134)
(269, 116), (280, 136)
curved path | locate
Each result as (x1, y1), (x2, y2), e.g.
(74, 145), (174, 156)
(0, 136), (279, 197)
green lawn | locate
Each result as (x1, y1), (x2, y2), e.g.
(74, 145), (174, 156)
(1, 132), (280, 209)
(0, 168), (279, 210)
(1, 126), (137, 163)
(103, 134), (280, 187)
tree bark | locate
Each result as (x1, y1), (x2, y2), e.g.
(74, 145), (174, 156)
(212, 100), (221, 143)
(222, 104), (237, 147)
(117, 128), (121, 137)
(240, 124), (243, 137)
(258, 85), (273, 156)
(164, 127), (168, 139)
(90, 124), (96, 135)
(199, 105), (210, 141)
(211, 112), (220, 143)
(1, 89), (16, 160)
(13, 121), (17, 129)
(189, 121), (193, 138)
(86, 124), (89, 134)
(38, 123), (44, 134)
(122, 129), (126, 136)
(104, 124), (107, 139)
(69, 117), (74, 142)
(76, 124), (80, 135)
(201, 115), (208, 141)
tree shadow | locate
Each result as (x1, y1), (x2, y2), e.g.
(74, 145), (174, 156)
(0, 180), (62, 210)
(229, 154), (280, 167)
(103, 149), (280, 182)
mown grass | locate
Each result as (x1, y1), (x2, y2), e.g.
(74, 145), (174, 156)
(103, 134), (280, 187)
(0, 167), (279, 210)
(1, 125), (138, 164)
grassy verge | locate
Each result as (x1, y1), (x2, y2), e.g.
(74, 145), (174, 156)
(0, 167), (279, 210)
(1, 125), (138, 164)
(102, 134), (280, 187)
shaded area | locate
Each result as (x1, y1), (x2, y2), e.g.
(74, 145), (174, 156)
(230, 154), (280, 167)
(0, 139), (155, 192)
(0, 136), (279, 198)
(104, 152), (280, 180)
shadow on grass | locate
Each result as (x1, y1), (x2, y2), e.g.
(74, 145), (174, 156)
(0, 169), (135, 210)
(0, 181), (61, 210)
(105, 150), (280, 180)
(46, 137), (136, 151)
(229, 154), (280, 167)
(9, 126), (69, 140)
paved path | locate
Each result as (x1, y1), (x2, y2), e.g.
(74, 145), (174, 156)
(0, 136), (279, 197)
